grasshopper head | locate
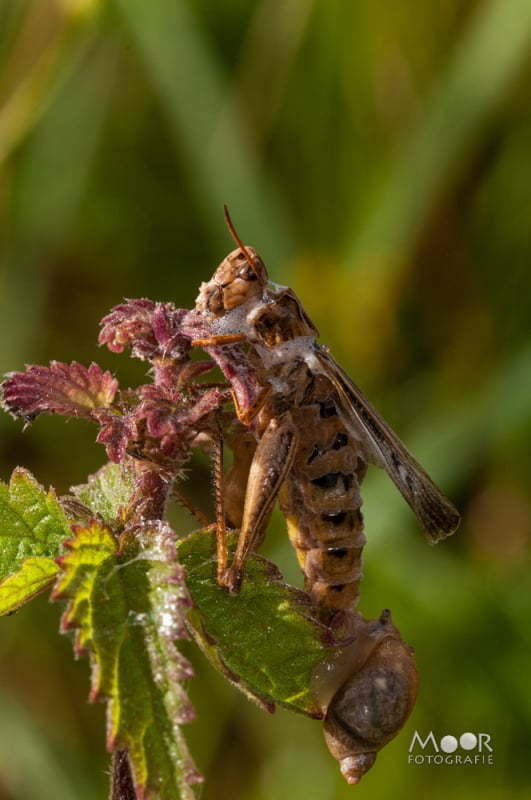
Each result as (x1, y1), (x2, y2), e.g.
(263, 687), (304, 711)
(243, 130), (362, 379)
(196, 207), (270, 315)
(196, 247), (268, 315)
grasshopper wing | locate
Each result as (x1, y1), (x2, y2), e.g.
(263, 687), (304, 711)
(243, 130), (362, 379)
(312, 347), (460, 543)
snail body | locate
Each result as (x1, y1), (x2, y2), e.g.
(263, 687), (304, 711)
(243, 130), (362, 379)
(313, 610), (418, 784)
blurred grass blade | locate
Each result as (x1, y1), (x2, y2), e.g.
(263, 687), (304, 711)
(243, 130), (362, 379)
(233, 0), (318, 147)
(11, 40), (117, 242)
(362, 339), (531, 545)
(114, 0), (296, 260)
(0, 689), (98, 800)
(0, 38), (116, 371)
(0, 3), (101, 167)
(347, 0), (531, 275)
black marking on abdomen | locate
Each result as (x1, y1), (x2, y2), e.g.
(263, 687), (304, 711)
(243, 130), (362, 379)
(321, 510), (347, 526)
(312, 472), (341, 489)
(332, 432), (348, 449)
(329, 547), (349, 559)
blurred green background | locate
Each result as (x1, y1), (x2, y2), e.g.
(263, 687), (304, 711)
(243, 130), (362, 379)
(1, 0), (531, 798)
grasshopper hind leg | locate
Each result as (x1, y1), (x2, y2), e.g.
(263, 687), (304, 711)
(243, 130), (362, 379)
(217, 417), (298, 594)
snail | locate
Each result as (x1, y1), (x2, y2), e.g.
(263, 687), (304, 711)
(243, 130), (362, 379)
(312, 609), (418, 784)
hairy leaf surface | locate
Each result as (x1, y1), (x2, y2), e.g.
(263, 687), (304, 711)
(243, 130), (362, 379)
(54, 519), (202, 800)
(179, 530), (335, 718)
(71, 461), (136, 524)
(0, 468), (70, 614)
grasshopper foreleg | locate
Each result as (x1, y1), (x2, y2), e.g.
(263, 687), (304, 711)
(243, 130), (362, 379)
(213, 432), (229, 585)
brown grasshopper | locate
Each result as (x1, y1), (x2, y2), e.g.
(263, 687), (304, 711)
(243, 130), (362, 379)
(187, 210), (459, 611)
(183, 208), (459, 782)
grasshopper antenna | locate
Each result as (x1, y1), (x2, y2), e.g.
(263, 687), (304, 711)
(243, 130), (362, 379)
(223, 205), (263, 283)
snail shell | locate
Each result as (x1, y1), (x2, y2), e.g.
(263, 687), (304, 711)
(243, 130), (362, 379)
(315, 610), (418, 784)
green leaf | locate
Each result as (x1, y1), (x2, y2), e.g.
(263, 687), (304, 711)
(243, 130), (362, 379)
(0, 468), (71, 614)
(53, 519), (202, 800)
(71, 461), (136, 524)
(179, 530), (335, 718)
(0, 557), (60, 615)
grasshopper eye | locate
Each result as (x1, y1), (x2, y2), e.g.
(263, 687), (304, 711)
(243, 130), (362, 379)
(238, 264), (258, 282)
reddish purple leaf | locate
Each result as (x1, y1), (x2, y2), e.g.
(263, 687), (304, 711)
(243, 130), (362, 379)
(94, 407), (139, 463)
(99, 299), (157, 355)
(1, 362), (118, 422)
(99, 300), (191, 361)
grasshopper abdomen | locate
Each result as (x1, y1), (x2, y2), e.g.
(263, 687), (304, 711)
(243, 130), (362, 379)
(277, 375), (368, 627)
